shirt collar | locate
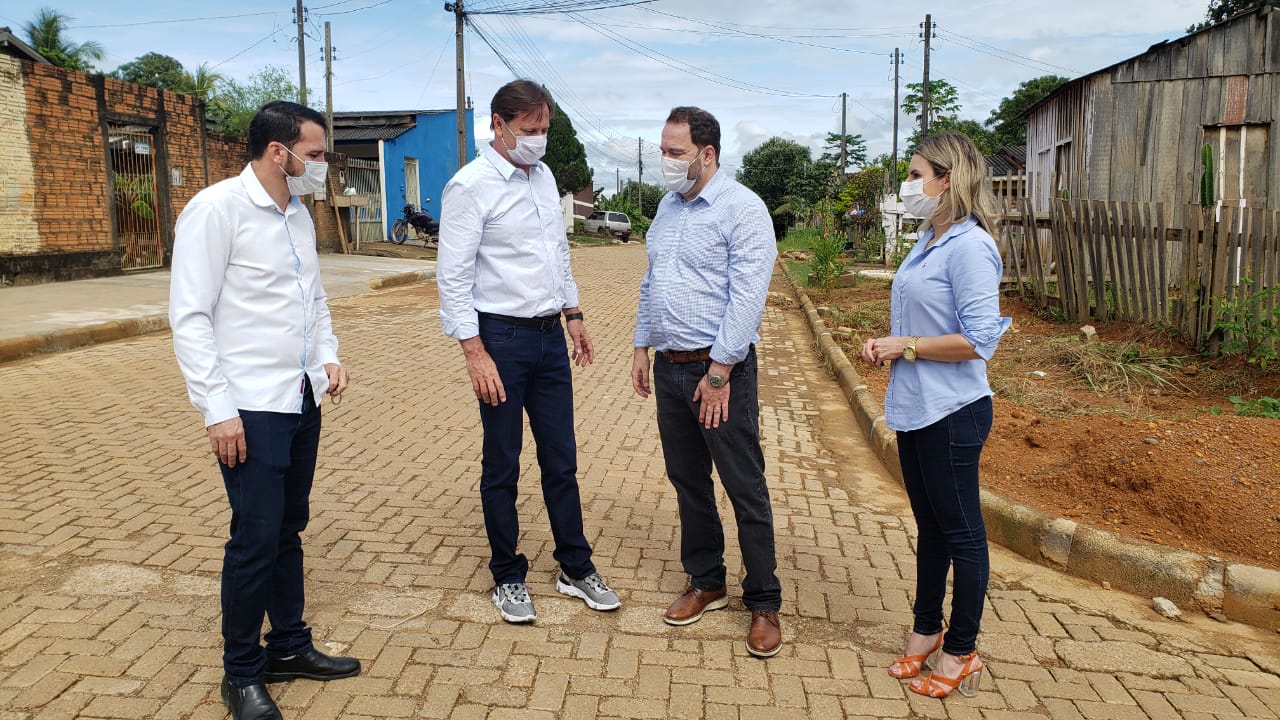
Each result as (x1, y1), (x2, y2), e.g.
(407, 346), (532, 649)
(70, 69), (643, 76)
(680, 166), (728, 206)
(239, 162), (300, 214)
(926, 215), (979, 248)
(482, 143), (539, 180)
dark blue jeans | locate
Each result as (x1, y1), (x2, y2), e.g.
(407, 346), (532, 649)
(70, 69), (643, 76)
(218, 383), (319, 687)
(477, 314), (595, 585)
(653, 347), (781, 612)
(896, 396), (992, 656)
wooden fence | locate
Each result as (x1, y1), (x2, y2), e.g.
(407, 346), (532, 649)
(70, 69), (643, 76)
(1003, 199), (1280, 350)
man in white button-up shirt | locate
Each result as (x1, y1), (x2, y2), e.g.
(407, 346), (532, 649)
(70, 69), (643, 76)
(437, 80), (620, 624)
(170, 101), (359, 720)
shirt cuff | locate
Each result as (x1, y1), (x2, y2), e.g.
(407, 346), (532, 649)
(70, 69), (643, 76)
(203, 391), (240, 428)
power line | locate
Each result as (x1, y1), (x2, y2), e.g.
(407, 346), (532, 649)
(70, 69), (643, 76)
(935, 27), (1078, 76)
(468, 0), (656, 15)
(640, 8), (902, 57)
(210, 26), (285, 70)
(71, 10), (278, 29)
(313, 0), (396, 17)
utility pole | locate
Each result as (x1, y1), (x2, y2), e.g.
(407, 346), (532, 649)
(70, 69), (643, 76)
(921, 13), (933, 138)
(295, 0), (307, 105)
(616, 168), (620, 195)
(636, 138), (643, 210)
(445, 1), (467, 170)
(891, 48), (901, 190)
(324, 21), (333, 152)
(839, 92), (847, 180)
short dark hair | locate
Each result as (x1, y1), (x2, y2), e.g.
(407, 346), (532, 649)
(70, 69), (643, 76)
(247, 100), (329, 158)
(490, 80), (554, 130)
(666, 106), (720, 163)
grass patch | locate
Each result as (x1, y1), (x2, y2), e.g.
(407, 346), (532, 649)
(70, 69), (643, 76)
(1038, 339), (1188, 395)
(778, 227), (823, 255)
(784, 260), (812, 287)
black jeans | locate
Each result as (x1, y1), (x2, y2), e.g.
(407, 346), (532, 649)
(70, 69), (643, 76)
(653, 346), (781, 611)
(896, 396), (992, 656)
(477, 314), (595, 585)
(218, 384), (319, 687)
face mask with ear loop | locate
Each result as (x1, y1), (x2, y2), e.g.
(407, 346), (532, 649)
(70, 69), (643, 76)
(498, 121), (548, 165)
(661, 147), (706, 194)
(899, 175), (945, 219)
(281, 145), (328, 196)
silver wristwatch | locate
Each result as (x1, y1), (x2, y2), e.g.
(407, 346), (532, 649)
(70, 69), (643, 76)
(707, 373), (728, 389)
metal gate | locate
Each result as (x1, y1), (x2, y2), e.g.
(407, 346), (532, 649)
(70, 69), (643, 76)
(108, 124), (164, 271)
(346, 158), (384, 244)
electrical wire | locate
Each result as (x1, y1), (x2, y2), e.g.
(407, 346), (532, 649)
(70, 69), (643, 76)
(71, 10), (278, 29)
(936, 27), (1078, 76)
(210, 26), (284, 70)
(313, 0), (396, 17)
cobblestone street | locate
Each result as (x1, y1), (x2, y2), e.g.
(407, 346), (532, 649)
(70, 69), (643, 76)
(2, 243), (1278, 719)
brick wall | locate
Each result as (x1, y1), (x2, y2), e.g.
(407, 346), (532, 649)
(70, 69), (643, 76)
(0, 59), (337, 285)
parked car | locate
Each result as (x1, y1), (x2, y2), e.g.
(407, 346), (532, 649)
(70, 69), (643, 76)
(584, 210), (632, 241)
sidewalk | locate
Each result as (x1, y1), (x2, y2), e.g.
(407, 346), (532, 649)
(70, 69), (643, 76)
(0, 254), (436, 363)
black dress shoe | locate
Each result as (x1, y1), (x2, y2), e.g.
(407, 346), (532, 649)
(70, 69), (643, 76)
(220, 678), (283, 720)
(265, 646), (361, 682)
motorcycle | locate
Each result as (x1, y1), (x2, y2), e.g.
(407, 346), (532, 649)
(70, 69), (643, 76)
(390, 204), (439, 245)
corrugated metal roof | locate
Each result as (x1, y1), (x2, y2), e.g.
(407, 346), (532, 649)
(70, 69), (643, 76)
(333, 126), (413, 142)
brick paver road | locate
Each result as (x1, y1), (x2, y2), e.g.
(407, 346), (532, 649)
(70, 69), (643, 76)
(2, 243), (1278, 719)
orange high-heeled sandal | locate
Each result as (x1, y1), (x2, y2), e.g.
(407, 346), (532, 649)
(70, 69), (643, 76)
(909, 651), (983, 698)
(887, 634), (943, 679)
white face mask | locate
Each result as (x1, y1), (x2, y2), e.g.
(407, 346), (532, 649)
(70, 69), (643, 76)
(662, 148), (704, 195)
(281, 146), (328, 196)
(498, 123), (547, 165)
(900, 177), (943, 219)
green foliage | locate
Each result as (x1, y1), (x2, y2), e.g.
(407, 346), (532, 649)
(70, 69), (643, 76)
(819, 132), (868, 174)
(902, 80), (961, 126)
(984, 75), (1070, 149)
(1200, 144), (1215, 207)
(1188, 0), (1279, 32)
(737, 137), (814, 215)
(611, 180), (665, 219)
(112, 52), (186, 90)
(833, 165), (886, 234)
(24, 6), (104, 71)
(1050, 338), (1187, 395)
(778, 226), (823, 254)
(210, 67), (304, 137)
(545, 104), (592, 196)
(806, 210), (847, 291)
(113, 173), (155, 220)
(595, 194), (651, 237)
(1227, 395), (1280, 418)
(1213, 276), (1280, 369)
(907, 118), (998, 156)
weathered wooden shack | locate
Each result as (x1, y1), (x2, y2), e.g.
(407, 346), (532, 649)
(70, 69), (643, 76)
(1026, 5), (1280, 214)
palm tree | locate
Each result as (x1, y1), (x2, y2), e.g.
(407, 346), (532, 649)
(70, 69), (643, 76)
(23, 7), (105, 71)
(176, 63), (223, 100)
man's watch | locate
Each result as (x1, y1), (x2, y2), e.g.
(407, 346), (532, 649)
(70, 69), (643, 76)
(903, 336), (920, 363)
(564, 311), (584, 322)
(707, 373), (728, 388)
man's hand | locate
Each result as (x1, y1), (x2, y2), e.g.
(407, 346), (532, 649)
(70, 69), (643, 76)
(324, 363), (349, 401)
(631, 348), (651, 398)
(566, 318), (594, 367)
(208, 417), (247, 467)
(692, 361), (734, 429)
(461, 336), (506, 406)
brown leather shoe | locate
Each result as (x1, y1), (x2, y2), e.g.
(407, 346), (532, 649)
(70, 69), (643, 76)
(746, 611), (782, 658)
(663, 586), (728, 626)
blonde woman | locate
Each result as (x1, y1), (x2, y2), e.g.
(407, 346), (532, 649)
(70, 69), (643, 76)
(861, 131), (1011, 699)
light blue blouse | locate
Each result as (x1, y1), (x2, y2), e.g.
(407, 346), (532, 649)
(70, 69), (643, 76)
(884, 216), (1012, 432)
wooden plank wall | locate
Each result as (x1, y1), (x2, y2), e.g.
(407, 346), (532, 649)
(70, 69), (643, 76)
(1026, 7), (1278, 215)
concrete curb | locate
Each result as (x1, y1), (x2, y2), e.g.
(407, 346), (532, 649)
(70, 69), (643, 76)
(0, 314), (170, 365)
(366, 270), (434, 290)
(778, 262), (1280, 632)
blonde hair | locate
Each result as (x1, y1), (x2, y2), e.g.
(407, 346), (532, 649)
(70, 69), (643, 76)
(914, 131), (1000, 235)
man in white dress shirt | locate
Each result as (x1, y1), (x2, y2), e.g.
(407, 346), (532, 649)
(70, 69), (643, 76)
(437, 79), (620, 624)
(170, 101), (359, 720)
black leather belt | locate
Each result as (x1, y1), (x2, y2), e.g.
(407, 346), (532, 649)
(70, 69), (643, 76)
(478, 311), (561, 331)
(657, 348), (713, 363)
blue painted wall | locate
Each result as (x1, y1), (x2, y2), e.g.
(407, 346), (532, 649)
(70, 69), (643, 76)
(381, 109), (475, 237)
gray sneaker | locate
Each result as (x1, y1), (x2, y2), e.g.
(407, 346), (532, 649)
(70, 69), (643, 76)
(556, 571), (621, 611)
(492, 583), (536, 623)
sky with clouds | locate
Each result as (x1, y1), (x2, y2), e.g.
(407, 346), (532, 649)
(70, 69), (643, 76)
(4, 0), (1210, 192)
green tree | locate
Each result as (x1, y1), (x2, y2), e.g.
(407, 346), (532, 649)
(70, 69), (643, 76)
(736, 137), (813, 214)
(609, 180), (664, 219)
(906, 118), (998, 156)
(819, 132), (868, 174)
(176, 63), (224, 101)
(1188, 0), (1278, 32)
(23, 7), (104, 71)
(544, 104), (592, 196)
(871, 152), (909, 187)
(985, 75), (1070, 149)
(902, 80), (961, 127)
(210, 66), (303, 137)
(833, 166), (886, 233)
(112, 52), (187, 90)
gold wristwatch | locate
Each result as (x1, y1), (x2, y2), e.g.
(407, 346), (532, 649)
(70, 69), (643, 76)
(903, 336), (920, 362)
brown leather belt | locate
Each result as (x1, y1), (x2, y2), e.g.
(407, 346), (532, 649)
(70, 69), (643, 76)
(657, 348), (712, 363)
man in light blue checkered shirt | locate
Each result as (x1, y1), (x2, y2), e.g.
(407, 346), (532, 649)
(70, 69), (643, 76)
(630, 106), (782, 658)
